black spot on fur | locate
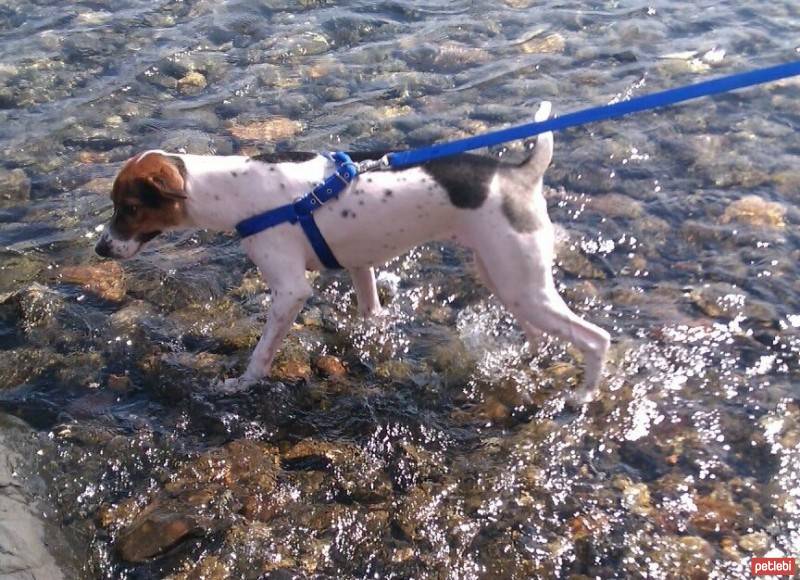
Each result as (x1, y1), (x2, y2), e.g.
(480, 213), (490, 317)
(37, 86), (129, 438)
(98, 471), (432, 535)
(231, 171), (238, 177)
(384, 189), (393, 197)
(252, 151), (318, 164)
(423, 154), (498, 209)
(358, 200), (365, 206)
(501, 192), (538, 233)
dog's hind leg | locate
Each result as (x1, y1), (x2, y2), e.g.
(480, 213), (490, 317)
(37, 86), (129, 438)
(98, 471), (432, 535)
(349, 266), (382, 317)
(474, 230), (610, 405)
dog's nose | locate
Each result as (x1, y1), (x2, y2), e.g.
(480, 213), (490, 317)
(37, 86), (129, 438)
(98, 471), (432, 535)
(95, 237), (112, 258)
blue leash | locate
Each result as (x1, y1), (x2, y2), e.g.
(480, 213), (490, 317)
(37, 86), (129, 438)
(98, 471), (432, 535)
(387, 59), (800, 168)
(237, 60), (800, 268)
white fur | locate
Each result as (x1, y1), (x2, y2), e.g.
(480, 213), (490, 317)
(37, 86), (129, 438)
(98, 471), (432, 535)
(103, 102), (610, 404)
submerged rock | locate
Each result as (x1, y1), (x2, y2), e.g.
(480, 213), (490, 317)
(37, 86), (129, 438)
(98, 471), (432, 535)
(520, 32), (566, 54)
(228, 117), (302, 141)
(315, 354), (347, 378)
(177, 71), (207, 95)
(116, 500), (211, 563)
(116, 440), (281, 562)
(59, 262), (126, 302)
(738, 530), (769, 553)
(0, 251), (46, 293)
(589, 193), (644, 219)
(719, 195), (786, 229)
(0, 168), (31, 203)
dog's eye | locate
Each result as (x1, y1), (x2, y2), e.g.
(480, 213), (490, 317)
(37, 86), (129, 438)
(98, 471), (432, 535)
(123, 204), (139, 216)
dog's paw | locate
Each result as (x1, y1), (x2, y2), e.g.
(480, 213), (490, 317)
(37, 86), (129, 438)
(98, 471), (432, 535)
(564, 383), (599, 411)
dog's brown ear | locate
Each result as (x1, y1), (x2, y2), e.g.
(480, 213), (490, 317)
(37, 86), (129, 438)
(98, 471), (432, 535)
(143, 172), (187, 200)
(141, 155), (187, 200)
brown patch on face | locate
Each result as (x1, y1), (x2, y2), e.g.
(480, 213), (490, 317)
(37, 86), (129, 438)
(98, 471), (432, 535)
(109, 152), (188, 242)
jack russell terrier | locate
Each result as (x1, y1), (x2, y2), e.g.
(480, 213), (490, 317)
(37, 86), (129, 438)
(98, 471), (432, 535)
(95, 102), (610, 405)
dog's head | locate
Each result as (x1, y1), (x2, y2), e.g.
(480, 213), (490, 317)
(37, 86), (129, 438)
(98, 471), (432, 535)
(95, 152), (188, 259)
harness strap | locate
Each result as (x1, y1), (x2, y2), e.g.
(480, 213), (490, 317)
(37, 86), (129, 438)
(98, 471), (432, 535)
(235, 152), (358, 269)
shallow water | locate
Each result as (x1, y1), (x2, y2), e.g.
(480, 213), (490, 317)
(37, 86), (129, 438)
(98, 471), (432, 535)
(1, 0), (799, 578)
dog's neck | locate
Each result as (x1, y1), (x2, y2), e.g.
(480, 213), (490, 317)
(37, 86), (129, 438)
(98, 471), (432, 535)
(177, 154), (326, 232)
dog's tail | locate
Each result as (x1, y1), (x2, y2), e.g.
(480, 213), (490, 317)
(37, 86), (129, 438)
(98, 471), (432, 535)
(519, 101), (553, 179)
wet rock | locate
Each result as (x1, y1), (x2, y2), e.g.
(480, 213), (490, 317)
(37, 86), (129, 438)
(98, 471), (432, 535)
(0, 168), (31, 203)
(117, 440), (281, 562)
(0, 348), (59, 390)
(81, 176), (114, 195)
(430, 337), (475, 385)
(689, 283), (745, 319)
(589, 193), (644, 219)
(54, 422), (116, 447)
(773, 170), (800, 200)
(0, 413), (71, 579)
(97, 496), (145, 531)
(228, 117), (302, 141)
(58, 262), (126, 302)
(167, 439), (280, 496)
(282, 439), (392, 503)
(177, 71), (207, 95)
(478, 395), (511, 423)
(272, 349), (312, 381)
(116, 500), (210, 562)
(654, 535), (714, 578)
(738, 530), (769, 553)
(719, 195), (786, 229)
(280, 31), (331, 57)
(689, 494), (743, 535)
(315, 354), (346, 378)
(168, 554), (231, 580)
(557, 246), (606, 279)
(107, 374), (132, 393)
(394, 484), (435, 540)
(0, 251), (46, 293)
(621, 482), (652, 516)
(520, 32), (566, 54)
(375, 359), (413, 381)
(408, 43), (490, 73)
(1, 283), (64, 332)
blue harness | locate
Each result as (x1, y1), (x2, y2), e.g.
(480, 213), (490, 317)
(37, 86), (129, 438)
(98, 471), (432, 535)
(235, 60), (800, 269)
(235, 152), (358, 269)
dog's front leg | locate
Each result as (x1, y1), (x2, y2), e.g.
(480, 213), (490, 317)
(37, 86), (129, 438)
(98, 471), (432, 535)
(218, 255), (312, 391)
(242, 275), (312, 382)
(349, 266), (382, 317)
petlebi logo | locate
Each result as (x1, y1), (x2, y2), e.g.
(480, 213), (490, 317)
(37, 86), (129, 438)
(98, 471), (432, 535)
(751, 556), (796, 576)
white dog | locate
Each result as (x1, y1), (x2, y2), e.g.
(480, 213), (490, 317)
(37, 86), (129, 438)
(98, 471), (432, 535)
(95, 102), (610, 404)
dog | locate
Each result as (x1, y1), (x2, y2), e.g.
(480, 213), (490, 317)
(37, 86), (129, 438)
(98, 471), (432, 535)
(95, 102), (610, 405)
